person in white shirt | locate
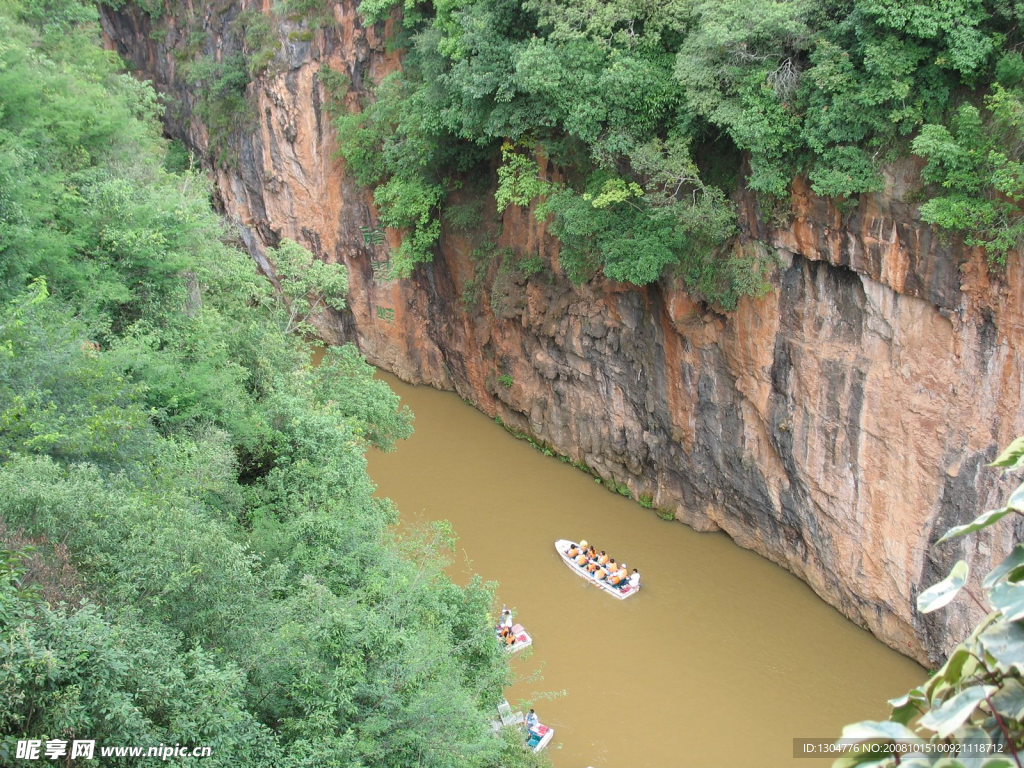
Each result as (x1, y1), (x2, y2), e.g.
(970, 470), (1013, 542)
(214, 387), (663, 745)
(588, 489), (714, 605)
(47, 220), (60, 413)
(501, 609), (513, 629)
(525, 709), (539, 731)
(629, 569), (641, 590)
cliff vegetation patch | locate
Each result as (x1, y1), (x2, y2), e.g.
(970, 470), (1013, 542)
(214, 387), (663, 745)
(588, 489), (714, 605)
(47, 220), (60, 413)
(332, 0), (1024, 299)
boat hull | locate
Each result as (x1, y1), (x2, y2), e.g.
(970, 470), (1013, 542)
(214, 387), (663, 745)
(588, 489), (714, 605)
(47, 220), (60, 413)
(554, 540), (638, 600)
(528, 724), (554, 752)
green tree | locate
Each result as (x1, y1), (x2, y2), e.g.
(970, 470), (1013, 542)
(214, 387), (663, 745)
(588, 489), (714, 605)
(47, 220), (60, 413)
(267, 239), (349, 335)
(0, 4), (543, 766)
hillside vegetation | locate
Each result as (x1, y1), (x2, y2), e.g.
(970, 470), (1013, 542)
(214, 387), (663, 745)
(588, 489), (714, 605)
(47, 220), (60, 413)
(0, 3), (543, 766)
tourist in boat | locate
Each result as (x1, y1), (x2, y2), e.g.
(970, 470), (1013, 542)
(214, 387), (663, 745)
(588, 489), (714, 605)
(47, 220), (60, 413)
(629, 569), (641, 589)
(526, 709), (539, 732)
(575, 552), (589, 567)
(597, 550), (609, 565)
(585, 561), (598, 573)
(566, 544), (580, 557)
(595, 566), (607, 580)
(578, 539), (588, 551)
(495, 608), (513, 631)
(607, 558), (616, 572)
(609, 566), (626, 586)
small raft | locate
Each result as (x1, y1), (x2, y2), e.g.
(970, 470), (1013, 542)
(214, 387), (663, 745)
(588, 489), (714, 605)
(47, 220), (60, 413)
(555, 539), (638, 600)
(491, 700), (554, 753)
(527, 722), (554, 753)
(498, 623), (532, 653)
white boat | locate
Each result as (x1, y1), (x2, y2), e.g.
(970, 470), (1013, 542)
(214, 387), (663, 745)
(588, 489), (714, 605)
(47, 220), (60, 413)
(499, 623), (532, 653)
(526, 722), (554, 752)
(491, 700), (555, 752)
(554, 539), (639, 600)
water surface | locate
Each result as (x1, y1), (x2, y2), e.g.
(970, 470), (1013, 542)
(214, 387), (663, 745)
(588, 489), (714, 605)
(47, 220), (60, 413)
(366, 372), (925, 767)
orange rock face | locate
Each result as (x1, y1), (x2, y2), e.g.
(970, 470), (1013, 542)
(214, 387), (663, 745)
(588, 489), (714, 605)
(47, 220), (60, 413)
(102, 3), (1024, 665)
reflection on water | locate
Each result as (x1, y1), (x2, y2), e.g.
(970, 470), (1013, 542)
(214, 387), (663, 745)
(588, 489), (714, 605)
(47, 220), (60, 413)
(366, 371), (924, 767)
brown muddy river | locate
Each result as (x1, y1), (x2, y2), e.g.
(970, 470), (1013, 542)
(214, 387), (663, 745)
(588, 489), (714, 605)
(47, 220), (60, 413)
(366, 371), (925, 767)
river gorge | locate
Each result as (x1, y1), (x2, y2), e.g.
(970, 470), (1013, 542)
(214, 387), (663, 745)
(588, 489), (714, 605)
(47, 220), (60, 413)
(101, 0), (1024, 670)
(367, 372), (924, 766)
(10, 1), (1024, 764)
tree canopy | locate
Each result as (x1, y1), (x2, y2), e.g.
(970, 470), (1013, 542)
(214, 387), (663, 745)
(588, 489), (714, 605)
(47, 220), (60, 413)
(0, 3), (544, 766)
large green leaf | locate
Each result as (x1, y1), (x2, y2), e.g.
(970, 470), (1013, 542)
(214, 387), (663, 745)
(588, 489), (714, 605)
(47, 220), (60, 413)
(990, 437), (1024, 469)
(888, 689), (922, 708)
(983, 545), (1024, 590)
(918, 561), (969, 613)
(919, 686), (994, 738)
(925, 648), (972, 701)
(840, 720), (919, 741)
(1008, 482), (1024, 512)
(834, 721), (919, 768)
(949, 724), (989, 768)
(889, 688), (927, 725)
(980, 620), (1024, 675)
(989, 581), (1024, 621)
(990, 679), (1024, 720)
(938, 509), (1015, 544)
(979, 759), (1016, 768)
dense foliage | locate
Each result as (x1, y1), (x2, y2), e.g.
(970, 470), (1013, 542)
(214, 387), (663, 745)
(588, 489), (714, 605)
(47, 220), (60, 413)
(327, 0), (1024, 302)
(0, 4), (544, 766)
(835, 439), (1024, 767)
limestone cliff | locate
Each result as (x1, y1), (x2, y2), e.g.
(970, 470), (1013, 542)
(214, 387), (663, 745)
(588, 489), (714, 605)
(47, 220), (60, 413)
(101, 0), (1024, 665)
